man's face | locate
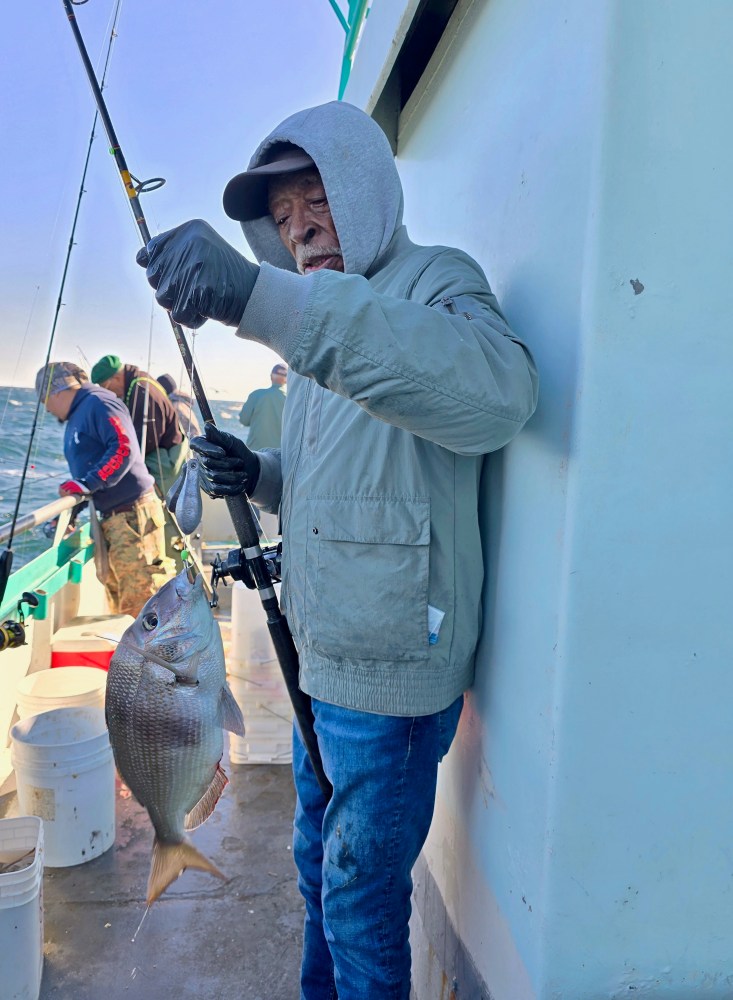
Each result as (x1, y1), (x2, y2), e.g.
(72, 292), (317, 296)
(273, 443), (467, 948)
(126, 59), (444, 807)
(43, 389), (74, 423)
(268, 169), (344, 275)
(101, 371), (125, 398)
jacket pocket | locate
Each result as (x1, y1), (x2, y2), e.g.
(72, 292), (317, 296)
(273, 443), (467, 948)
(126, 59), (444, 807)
(307, 496), (430, 662)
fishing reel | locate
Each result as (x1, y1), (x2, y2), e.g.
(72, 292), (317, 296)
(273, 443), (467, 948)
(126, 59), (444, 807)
(209, 543), (282, 606)
(0, 593), (39, 653)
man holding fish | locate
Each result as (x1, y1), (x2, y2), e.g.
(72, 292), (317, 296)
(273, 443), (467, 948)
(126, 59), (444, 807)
(136, 101), (538, 999)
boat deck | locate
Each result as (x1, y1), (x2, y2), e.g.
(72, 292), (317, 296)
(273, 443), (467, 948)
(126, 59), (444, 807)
(0, 607), (304, 1000)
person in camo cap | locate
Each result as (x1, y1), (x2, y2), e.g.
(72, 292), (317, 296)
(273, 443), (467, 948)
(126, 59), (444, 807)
(36, 361), (175, 616)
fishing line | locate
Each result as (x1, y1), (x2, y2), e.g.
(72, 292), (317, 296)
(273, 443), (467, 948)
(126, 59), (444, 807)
(176, 351), (192, 441)
(140, 300), (155, 458)
(131, 904), (150, 944)
(8, 0), (121, 410)
(5, 2), (121, 574)
(151, 413), (166, 498)
(0, 285), (41, 431)
(22, 0), (117, 381)
(185, 328), (202, 443)
(0, 0), (124, 607)
(76, 345), (92, 371)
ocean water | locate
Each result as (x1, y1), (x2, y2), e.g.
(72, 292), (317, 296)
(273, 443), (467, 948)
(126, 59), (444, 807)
(0, 385), (246, 570)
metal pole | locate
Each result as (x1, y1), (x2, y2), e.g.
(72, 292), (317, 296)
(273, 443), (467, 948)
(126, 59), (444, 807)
(61, 0), (331, 799)
(0, 496), (81, 547)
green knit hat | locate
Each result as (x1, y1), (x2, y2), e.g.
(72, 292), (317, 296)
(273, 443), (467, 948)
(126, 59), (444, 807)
(91, 354), (122, 384)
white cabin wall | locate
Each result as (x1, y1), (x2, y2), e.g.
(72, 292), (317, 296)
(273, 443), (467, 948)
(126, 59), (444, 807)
(347, 0), (733, 996)
(392, 0), (608, 993)
(537, 5), (733, 996)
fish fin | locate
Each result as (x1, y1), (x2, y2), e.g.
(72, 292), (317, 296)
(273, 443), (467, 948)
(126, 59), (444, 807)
(147, 836), (226, 905)
(219, 682), (245, 736)
(175, 649), (201, 684)
(125, 642), (185, 682)
(184, 763), (228, 831)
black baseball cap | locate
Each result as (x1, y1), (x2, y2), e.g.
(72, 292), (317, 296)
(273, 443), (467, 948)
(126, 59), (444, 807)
(223, 144), (316, 222)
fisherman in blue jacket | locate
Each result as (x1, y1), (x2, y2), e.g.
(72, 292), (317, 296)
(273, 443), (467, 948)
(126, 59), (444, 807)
(136, 102), (539, 999)
(36, 361), (175, 616)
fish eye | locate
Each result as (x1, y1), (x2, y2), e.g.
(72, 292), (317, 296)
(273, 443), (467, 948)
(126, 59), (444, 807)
(142, 612), (158, 632)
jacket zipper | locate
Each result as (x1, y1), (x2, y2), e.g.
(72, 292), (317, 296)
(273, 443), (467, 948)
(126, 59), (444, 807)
(440, 295), (473, 320)
(284, 378), (312, 544)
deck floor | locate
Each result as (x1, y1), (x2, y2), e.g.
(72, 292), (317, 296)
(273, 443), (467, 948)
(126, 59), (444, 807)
(1, 607), (304, 1000)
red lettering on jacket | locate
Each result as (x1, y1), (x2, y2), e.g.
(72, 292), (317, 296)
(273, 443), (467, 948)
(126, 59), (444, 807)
(98, 416), (131, 482)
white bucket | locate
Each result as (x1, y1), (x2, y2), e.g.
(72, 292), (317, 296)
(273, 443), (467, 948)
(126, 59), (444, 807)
(10, 707), (115, 868)
(229, 581), (279, 679)
(16, 666), (107, 720)
(0, 816), (44, 1000)
(228, 672), (294, 765)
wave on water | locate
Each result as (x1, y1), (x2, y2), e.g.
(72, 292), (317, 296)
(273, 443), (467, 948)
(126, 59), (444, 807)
(3, 468), (64, 479)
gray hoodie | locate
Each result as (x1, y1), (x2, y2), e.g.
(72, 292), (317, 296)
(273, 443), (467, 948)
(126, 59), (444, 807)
(242, 100), (403, 277)
(236, 102), (538, 716)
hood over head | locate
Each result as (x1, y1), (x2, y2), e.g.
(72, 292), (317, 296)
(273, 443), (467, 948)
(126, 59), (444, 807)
(226, 101), (404, 277)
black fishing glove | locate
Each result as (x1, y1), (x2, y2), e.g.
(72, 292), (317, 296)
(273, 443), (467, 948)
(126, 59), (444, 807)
(189, 423), (260, 498)
(136, 220), (259, 329)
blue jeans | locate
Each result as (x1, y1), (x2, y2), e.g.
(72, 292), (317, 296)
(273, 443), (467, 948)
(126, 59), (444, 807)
(292, 694), (464, 1000)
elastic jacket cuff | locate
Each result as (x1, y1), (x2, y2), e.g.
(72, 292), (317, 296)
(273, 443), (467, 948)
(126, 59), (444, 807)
(82, 472), (101, 492)
(248, 448), (282, 515)
(236, 263), (311, 359)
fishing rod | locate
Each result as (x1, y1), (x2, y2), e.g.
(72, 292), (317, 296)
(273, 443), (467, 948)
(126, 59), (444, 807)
(0, 0), (125, 612)
(61, 0), (331, 799)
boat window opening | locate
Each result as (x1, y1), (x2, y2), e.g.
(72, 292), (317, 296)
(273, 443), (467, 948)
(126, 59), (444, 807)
(371, 0), (461, 152)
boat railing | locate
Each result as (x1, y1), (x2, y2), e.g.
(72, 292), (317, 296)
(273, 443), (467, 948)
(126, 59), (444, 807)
(0, 497), (92, 623)
(0, 496), (82, 547)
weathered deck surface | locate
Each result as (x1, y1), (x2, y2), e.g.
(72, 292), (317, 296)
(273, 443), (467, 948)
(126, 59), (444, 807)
(0, 608), (303, 1000)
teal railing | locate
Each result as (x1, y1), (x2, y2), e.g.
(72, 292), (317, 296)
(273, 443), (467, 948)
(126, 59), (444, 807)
(0, 523), (94, 624)
(330, 0), (372, 99)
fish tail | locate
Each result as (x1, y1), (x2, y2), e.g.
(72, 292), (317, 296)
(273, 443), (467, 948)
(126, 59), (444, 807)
(147, 836), (226, 905)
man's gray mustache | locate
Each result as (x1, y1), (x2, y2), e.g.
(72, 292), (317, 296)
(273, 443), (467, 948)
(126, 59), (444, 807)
(296, 246), (343, 273)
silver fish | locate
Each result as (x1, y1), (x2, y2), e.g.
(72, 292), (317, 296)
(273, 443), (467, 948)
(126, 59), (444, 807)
(165, 458), (203, 536)
(105, 567), (244, 904)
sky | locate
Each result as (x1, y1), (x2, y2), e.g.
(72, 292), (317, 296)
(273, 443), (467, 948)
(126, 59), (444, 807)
(0, 1), (347, 402)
